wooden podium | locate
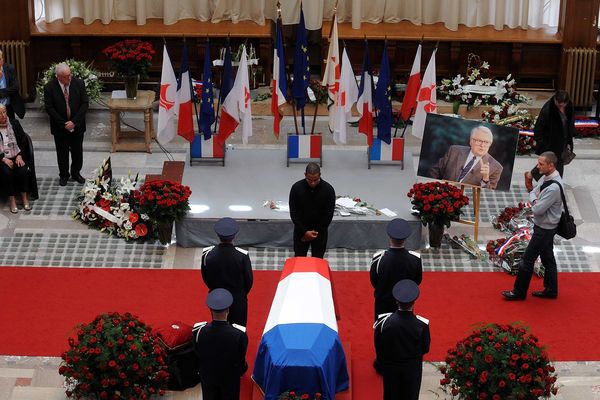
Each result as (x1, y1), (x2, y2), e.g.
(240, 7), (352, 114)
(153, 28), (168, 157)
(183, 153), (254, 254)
(108, 90), (155, 153)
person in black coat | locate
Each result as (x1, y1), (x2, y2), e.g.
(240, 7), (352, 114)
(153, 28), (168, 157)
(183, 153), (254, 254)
(524, 90), (575, 190)
(0, 50), (26, 120)
(43, 62), (89, 186)
(201, 217), (253, 327)
(374, 280), (431, 400)
(289, 162), (336, 258)
(370, 218), (422, 321)
(193, 289), (248, 400)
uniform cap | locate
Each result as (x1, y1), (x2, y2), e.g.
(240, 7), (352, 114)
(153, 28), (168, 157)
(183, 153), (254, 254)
(214, 217), (239, 240)
(206, 288), (233, 311)
(386, 218), (412, 240)
(392, 279), (420, 303)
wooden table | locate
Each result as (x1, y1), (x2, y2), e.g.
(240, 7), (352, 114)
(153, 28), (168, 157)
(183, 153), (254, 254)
(108, 90), (155, 153)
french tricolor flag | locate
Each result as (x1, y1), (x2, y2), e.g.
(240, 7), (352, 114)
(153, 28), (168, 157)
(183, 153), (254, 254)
(252, 257), (349, 400)
(272, 15), (287, 138)
(191, 135), (224, 158)
(176, 44), (194, 143)
(288, 135), (321, 159)
(575, 119), (599, 128)
(369, 137), (404, 161)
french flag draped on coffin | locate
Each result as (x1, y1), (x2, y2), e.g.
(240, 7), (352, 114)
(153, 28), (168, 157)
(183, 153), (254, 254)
(252, 257), (349, 400)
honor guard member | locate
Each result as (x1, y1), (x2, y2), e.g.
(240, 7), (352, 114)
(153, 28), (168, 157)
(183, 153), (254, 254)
(370, 218), (422, 321)
(193, 289), (248, 400)
(201, 217), (253, 327)
(374, 280), (431, 400)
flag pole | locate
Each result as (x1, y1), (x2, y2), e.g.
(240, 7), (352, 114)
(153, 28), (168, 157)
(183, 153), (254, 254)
(213, 34), (230, 134)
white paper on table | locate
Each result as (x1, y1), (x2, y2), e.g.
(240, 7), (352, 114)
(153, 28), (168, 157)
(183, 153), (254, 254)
(379, 208), (397, 217)
(336, 197), (357, 208)
(111, 90), (127, 99)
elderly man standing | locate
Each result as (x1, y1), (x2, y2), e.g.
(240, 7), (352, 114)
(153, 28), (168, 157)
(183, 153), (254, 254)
(44, 62), (89, 186)
(429, 125), (503, 189)
(0, 50), (25, 120)
(502, 151), (563, 300)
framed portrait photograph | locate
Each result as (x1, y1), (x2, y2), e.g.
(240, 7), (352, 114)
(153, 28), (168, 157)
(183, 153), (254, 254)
(417, 114), (519, 191)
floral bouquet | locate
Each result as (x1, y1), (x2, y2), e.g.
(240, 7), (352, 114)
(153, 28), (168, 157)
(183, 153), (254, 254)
(491, 202), (532, 233)
(448, 234), (486, 261)
(486, 229), (542, 276)
(438, 323), (558, 399)
(36, 59), (102, 105)
(59, 312), (170, 399)
(278, 391), (322, 400)
(134, 180), (191, 225)
(102, 39), (155, 78)
(407, 182), (470, 228)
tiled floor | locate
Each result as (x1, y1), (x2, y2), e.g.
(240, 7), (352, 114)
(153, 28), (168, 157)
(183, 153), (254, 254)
(1, 94), (600, 398)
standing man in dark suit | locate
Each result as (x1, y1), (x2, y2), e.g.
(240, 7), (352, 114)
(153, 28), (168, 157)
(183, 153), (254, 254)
(370, 218), (422, 321)
(374, 280), (431, 400)
(0, 50), (26, 120)
(193, 289), (248, 400)
(43, 62), (89, 186)
(201, 217), (253, 327)
(289, 162), (336, 258)
(429, 125), (503, 189)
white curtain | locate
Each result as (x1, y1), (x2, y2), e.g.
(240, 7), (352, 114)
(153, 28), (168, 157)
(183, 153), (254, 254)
(40, 0), (560, 30)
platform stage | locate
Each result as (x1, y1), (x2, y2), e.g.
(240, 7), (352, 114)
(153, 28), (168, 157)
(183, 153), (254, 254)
(175, 148), (422, 250)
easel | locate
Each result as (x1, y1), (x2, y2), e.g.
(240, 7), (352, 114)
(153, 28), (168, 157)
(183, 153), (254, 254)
(449, 182), (481, 242)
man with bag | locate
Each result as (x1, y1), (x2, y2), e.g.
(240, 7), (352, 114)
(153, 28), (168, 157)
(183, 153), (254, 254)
(503, 151), (565, 300)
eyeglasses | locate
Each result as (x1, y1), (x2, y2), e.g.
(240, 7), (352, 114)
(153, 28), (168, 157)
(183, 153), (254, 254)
(471, 138), (491, 145)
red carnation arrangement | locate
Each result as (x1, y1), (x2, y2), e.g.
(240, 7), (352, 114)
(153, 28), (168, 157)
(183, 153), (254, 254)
(439, 323), (558, 399)
(407, 181), (470, 228)
(135, 180), (191, 224)
(279, 391), (322, 400)
(59, 312), (169, 399)
(102, 39), (155, 78)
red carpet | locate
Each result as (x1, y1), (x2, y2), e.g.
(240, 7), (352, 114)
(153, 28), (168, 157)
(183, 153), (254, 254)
(2, 267), (600, 399)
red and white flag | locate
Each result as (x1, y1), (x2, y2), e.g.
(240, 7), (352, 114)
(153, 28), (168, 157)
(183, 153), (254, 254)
(333, 48), (358, 145)
(412, 49), (437, 139)
(322, 14), (340, 132)
(157, 44), (178, 144)
(400, 43), (421, 122)
(176, 45), (194, 143)
(218, 46), (253, 145)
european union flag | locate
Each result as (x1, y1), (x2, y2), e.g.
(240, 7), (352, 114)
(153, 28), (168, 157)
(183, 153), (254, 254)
(200, 40), (215, 140)
(374, 42), (392, 144)
(292, 7), (310, 111)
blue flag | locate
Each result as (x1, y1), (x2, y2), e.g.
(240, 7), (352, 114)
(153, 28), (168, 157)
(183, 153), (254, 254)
(220, 40), (234, 103)
(200, 40), (215, 140)
(374, 42), (392, 144)
(292, 7), (310, 111)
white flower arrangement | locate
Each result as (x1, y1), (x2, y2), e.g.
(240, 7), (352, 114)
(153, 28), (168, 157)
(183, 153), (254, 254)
(36, 59), (102, 105)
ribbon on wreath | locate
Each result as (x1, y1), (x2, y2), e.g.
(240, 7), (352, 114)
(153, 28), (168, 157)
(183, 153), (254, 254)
(496, 228), (531, 257)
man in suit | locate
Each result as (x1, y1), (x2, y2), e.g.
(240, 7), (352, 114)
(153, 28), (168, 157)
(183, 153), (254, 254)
(370, 218), (422, 321)
(0, 50), (26, 120)
(374, 280), (431, 400)
(193, 288), (248, 400)
(43, 62), (89, 186)
(429, 125), (503, 189)
(201, 217), (253, 327)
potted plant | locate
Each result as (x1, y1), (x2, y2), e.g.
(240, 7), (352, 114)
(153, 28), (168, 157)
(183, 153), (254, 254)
(59, 312), (170, 399)
(407, 181), (469, 247)
(102, 39), (155, 98)
(438, 323), (559, 399)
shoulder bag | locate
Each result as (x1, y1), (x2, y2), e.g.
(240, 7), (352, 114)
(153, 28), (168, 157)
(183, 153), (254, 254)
(541, 180), (577, 239)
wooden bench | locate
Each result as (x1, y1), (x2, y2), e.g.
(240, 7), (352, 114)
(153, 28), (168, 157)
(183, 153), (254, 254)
(144, 161), (185, 184)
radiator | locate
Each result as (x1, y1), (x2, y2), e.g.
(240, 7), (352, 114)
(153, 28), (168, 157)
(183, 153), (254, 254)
(564, 47), (597, 108)
(0, 40), (29, 98)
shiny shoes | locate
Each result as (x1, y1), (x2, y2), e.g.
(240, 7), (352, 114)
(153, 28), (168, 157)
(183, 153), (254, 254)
(501, 290), (526, 300)
(531, 290), (558, 299)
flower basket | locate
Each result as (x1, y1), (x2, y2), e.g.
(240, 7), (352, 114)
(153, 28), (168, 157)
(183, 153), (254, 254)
(36, 59), (102, 105)
(102, 39), (155, 79)
(438, 323), (558, 399)
(407, 182), (470, 228)
(59, 312), (170, 399)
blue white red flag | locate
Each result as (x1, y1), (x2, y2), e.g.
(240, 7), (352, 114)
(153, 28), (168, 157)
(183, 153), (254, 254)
(272, 15), (287, 138)
(176, 44), (194, 142)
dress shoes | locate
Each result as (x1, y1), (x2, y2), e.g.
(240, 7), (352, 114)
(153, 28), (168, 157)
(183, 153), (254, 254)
(59, 177), (68, 186)
(72, 174), (86, 184)
(501, 290), (526, 300)
(531, 290), (557, 299)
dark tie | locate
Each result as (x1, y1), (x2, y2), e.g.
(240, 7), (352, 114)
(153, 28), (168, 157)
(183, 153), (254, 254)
(63, 85), (71, 120)
(458, 156), (475, 181)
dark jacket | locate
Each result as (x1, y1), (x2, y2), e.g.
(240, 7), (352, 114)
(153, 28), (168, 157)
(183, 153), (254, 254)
(0, 63), (25, 119)
(289, 178), (336, 237)
(534, 97), (575, 159)
(43, 77), (89, 135)
(0, 118), (38, 199)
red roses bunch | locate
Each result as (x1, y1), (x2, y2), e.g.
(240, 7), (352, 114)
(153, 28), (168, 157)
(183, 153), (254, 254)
(103, 39), (155, 77)
(491, 202), (530, 232)
(135, 180), (192, 225)
(278, 391), (323, 400)
(407, 181), (470, 228)
(439, 323), (558, 400)
(59, 312), (170, 400)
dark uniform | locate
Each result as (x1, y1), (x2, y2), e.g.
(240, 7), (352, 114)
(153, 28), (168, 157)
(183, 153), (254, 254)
(288, 177), (336, 258)
(201, 243), (253, 327)
(374, 280), (431, 400)
(193, 289), (249, 400)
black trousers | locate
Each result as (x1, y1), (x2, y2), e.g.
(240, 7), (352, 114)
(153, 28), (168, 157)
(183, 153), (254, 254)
(228, 297), (248, 328)
(382, 361), (423, 400)
(200, 378), (240, 400)
(53, 130), (83, 179)
(293, 230), (328, 258)
(0, 158), (29, 196)
(513, 225), (558, 296)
